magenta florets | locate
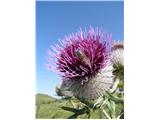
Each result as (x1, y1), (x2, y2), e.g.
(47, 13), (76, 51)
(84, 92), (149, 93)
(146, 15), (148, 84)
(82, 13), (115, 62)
(47, 27), (113, 82)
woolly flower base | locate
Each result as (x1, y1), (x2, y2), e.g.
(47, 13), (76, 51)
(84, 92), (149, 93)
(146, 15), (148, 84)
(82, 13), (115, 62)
(111, 41), (124, 93)
(111, 41), (124, 66)
(60, 61), (115, 100)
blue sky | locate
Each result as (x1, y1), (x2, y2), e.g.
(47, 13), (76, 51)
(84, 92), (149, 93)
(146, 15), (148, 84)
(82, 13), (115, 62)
(36, 1), (124, 97)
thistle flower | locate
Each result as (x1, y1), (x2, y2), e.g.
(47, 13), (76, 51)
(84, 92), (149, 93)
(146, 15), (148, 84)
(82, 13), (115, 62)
(47, 27), (115, 100)
(111, 41), (124, 66)
(111, 41), (124, 93)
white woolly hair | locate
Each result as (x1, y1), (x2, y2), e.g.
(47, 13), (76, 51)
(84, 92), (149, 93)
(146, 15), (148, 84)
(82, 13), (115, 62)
(60, 61), (116, 100)
(111, 41), (124, 66)
(57, 41), (124, 100)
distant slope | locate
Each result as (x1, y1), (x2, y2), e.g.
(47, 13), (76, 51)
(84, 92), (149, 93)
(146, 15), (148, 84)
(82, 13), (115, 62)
(35, 93), (115, 119)
(36, 93), (74, 119)
(36, 94), (123, 119)
(36, 93), (56, 105)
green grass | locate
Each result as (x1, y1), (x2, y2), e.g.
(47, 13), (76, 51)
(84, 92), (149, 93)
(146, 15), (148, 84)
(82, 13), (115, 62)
(36, 94), (74, 119)
(35, 93), (123, 119)
(36, 93), (56, 105)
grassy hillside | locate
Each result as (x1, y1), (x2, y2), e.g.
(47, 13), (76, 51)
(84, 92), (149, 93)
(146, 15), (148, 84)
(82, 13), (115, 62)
(35, 93), (123, 119)
(36, 93), (75, 119)
(36, 93), (56, 105)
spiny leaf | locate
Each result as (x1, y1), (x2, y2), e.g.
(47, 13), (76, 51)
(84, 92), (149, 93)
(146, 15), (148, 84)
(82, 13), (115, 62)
(61, 106), (86, 115)
(105, 91), (123, 103)
(68, 113), (79, 119)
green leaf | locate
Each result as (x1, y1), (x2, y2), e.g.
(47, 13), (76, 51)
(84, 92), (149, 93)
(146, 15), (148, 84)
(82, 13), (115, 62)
(61, 106), (89, 115)
(105, 91), (124, 103)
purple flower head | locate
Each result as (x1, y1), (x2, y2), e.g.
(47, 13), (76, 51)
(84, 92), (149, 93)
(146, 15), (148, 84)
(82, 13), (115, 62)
(47, 27), (113, 84)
